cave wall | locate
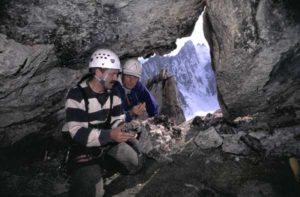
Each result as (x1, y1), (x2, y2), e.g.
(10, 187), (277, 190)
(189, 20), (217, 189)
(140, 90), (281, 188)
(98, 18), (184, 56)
(0, 0), (204, 65)
(0, 0), (204, 146)
(0, 34), (83, 146)
(204, 0), (300, 125)
(147, 74), (186, 125)
(1, 0), (300, 147)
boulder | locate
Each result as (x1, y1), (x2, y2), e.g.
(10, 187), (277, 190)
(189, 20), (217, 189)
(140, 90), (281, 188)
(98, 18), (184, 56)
(0, 0), (202, 147)
(146, 70), (186, 124)
(204, 0), (300, 126)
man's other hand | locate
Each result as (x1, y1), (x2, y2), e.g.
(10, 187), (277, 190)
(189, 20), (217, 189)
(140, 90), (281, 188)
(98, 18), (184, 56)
(131, 102), (146, 116)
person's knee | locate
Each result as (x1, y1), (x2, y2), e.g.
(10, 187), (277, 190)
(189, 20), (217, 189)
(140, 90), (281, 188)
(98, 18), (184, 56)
(108, 142), (142, 174)
(70, 164), (104, 197)
(119, 142), (140, 171)
(127, 153), (144, 174)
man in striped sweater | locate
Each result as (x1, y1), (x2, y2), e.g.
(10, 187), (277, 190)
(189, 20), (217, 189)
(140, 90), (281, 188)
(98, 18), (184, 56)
(62, 49), (142, 197)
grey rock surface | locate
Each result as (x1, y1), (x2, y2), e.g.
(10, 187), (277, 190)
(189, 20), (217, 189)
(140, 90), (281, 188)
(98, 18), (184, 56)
(0, 0), (300, 195)
(260, 125), (300, 157)
(0, 0), (204, 64)
(194, 126), (223, 149)
(0, 0), (202, 147)
(0, 34), (84, 146)
(222, 132), (251, 155)
(1, 111), (300, 197)
(147, 74), (186, 124)
(204, 0), (300, 125)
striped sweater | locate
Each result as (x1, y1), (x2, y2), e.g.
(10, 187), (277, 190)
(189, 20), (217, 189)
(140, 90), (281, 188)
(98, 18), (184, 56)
(62, 79), (125, 147)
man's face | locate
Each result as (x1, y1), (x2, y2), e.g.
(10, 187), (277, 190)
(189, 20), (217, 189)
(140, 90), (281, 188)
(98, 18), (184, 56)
(100, 69), (120, 89)
(122, 74), (139, 89)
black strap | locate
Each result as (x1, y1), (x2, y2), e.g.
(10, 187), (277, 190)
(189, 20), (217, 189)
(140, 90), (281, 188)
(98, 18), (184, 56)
(76, 73), (92, 112)
(67, 85), (115, 169)
(77, 83), (114, 129)
(77, 84), (90, 112)
(90, 92), (113, 129)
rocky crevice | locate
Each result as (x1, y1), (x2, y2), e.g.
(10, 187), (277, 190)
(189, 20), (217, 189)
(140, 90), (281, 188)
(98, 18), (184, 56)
(1, 113), (300, 196)
(0, 0), (300, 196)
(204, 0), (300, 125)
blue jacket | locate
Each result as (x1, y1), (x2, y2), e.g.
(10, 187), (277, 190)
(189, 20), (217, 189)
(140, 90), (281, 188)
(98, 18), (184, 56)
(114, 81), (158, 122)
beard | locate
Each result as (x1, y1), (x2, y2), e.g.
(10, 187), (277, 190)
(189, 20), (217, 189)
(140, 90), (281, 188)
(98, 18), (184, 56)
(104, 80), (116, 89)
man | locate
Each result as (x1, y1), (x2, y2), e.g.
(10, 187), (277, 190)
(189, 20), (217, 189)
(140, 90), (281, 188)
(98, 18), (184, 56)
(114, 58), (158, 122)
(62, 49), (141, 197)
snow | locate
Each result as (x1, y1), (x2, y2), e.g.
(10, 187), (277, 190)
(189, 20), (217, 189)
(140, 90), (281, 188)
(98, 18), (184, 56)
(183, 94), (220, 120)
(168, 11), (209, 56)
(141, 10), (220, 120)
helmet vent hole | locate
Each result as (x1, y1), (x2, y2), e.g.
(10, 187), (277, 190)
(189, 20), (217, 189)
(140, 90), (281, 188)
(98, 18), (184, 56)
(88, 49), (120, 69)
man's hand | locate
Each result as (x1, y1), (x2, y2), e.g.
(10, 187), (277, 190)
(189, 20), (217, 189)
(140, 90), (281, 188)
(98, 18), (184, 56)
(131, 102), (146, 117)
(122, 120), (140, 133)
(110, 125), (136, 143)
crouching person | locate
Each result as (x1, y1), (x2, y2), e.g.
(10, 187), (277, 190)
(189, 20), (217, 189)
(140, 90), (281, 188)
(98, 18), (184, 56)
(114, 58), (158, 122)
(62, 49), (142, 197)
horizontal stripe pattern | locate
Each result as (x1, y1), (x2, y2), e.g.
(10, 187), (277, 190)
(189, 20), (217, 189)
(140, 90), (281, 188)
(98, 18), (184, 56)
(62, 80), (125, 147)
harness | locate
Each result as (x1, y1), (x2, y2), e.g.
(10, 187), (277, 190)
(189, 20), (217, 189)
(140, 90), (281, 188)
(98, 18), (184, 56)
(76, 83), (113, 129)
(63, 75), (115, 173)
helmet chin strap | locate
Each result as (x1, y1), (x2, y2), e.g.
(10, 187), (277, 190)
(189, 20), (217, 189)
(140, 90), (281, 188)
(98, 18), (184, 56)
(94, 72), (109, 87)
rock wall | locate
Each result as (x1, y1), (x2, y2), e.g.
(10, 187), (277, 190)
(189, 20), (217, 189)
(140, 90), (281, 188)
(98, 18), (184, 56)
(1, 1), (300, 196)
(0, 0), (204, 146)
(0, 0), (204, 64)
(204, 0), (300, 126)
(146, 70), (186, 124)
(0, 0), (299, 149)
(0, 34), (84, 146)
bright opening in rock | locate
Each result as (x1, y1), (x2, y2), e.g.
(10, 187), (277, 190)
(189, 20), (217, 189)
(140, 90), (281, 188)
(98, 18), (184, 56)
(139, 12), (220, 120)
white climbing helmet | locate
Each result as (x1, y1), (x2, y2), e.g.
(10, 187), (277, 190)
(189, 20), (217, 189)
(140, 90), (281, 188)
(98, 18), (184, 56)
(89, 49), (121, 70)
(122, 58), (142, 78)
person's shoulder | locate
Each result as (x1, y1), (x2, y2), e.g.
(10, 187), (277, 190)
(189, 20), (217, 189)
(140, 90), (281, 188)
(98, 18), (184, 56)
(113, 81), (122, 89)
(68, 85), (80, 95)
(134, 81), (146, 90)
(112, 81), (123, 96)
(67, 85), (83, 101)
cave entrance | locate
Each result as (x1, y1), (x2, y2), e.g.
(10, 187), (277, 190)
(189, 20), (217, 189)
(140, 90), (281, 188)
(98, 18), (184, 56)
(140, 12), (220, 120)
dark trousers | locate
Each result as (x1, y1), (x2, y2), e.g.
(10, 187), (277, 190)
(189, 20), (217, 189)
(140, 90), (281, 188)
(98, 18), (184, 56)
(69, 142), (142, 197)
